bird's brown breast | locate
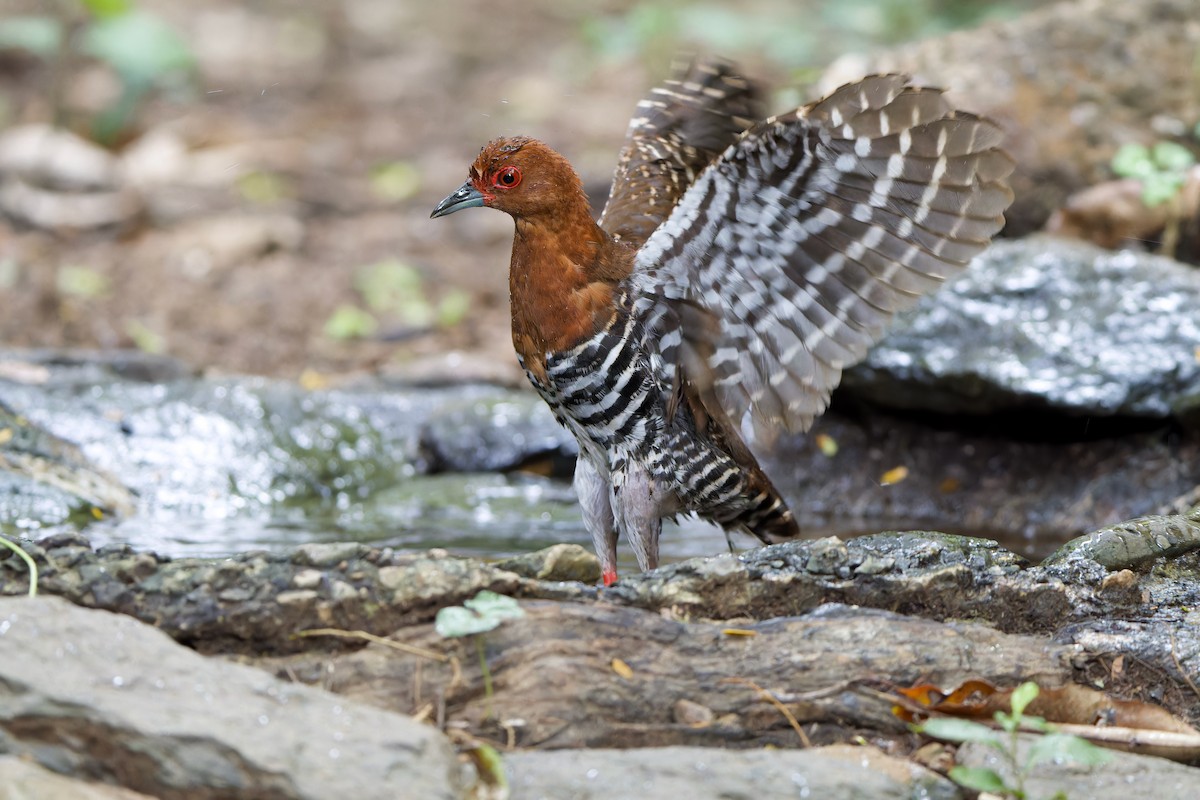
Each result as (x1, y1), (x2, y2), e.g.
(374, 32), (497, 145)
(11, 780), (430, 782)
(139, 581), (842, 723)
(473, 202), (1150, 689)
(508, 217), (633, 381)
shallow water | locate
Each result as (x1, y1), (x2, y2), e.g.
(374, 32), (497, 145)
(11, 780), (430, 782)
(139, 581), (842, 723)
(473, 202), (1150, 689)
(3, 369), (1178, 568)
(38, 470), (764, 573)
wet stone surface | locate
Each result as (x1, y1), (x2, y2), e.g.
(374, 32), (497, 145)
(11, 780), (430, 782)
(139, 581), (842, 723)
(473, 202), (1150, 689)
(845, 238), (1200, 420)
(0, 596), (467, 800)
(2, 351), (1197, 565)
(2, 521), (1199, 792)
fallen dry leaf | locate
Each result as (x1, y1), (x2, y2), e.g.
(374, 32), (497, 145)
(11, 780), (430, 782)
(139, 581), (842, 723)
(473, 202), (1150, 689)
(814, 433), (838, 457)
(722, 628), (758, 637)
(895, 679), (1200, 761)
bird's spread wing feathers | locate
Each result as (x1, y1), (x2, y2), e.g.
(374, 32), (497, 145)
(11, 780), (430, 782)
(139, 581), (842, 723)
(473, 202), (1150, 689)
(631, 75), (1015, 433)
(599, 58), (763, 249)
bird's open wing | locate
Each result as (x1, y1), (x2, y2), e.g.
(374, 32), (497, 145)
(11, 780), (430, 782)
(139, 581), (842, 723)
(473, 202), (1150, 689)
(599, 58), (762, 249)
(632, 75), (1015, 433)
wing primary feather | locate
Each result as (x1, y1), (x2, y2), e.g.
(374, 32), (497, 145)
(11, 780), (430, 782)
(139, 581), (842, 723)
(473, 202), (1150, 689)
(631, 75), (1014, 433)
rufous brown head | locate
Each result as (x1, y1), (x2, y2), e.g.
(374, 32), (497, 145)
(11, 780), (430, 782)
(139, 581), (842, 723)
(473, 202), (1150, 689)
(430, 136), (586, 222)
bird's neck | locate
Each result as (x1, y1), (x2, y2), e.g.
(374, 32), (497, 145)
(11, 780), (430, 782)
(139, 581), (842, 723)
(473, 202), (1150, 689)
(508, 206), (633, 384)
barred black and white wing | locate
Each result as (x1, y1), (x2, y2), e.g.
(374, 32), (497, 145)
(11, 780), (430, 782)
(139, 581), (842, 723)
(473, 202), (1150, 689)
(633, 75), (1015, 433)
(599, 58), (762, 249)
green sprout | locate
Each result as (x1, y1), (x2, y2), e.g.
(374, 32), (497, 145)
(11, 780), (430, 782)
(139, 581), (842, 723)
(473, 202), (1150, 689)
(917, 682), (1109, 800)
(323, 304), (379, 340)
(124, 318), (166, 354)
(0, 535), (39, 597)
(56, 265), (110, 299)
(1111, 140), (1198, 258)
(435, 590), (525, 720)
(1112, 141), (1197, 207)
(323, 259), (471, 341)
(370, 161), (422, 202)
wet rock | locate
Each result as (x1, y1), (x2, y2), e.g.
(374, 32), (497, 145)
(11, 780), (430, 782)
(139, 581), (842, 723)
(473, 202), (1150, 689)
(844, 238), (1200, 420)
(417, 392), (574, 472)
(0, 596), (465, 800)
(378, 350), (527, 388)
(0, 374), (469, 547)
(2, 349), (1195, 562)
(0, 532), (538, 654)
(301, 545), (1200, 746)
(0, 395), (135, 517)
(505, 744), (962, 800)
(608, 532), (1037, 625)
(4, 522), (1200, 756)
(494, 542), (601, 583)
(765, 407), (1199, 561)
(0, 347), (195, 385)
(325, 600), (1072, 749)
(291, 541), (370, 568)
(1044, 509), (1200, 569)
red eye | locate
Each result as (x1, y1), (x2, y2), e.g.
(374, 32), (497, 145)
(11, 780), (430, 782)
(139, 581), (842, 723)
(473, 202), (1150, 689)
(493, 166), (521, 189)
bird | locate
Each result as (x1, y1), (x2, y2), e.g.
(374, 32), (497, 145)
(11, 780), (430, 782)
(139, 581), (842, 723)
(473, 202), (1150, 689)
(431, 60), (1014, 586)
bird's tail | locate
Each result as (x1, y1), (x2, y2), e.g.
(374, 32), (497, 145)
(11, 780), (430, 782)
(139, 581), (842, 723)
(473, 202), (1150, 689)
(720, 466), (801, 543)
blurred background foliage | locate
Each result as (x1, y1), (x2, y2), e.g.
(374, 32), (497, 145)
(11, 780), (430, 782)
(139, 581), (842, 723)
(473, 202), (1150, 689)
(581, 0), (1029, 69)
(11, 0), (1161, 373)
(0, 0), (1042, 148)
(0, 0), (194, 144)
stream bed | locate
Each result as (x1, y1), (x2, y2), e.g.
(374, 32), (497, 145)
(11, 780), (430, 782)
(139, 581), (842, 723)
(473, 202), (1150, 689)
(2, 350), (1195, 568)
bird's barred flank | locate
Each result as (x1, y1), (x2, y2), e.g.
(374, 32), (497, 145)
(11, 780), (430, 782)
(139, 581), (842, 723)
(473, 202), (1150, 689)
(432, 58), (1014, 584)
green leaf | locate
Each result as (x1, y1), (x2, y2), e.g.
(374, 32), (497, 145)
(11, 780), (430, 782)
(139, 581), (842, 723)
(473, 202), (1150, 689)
(917, 717), (1003, 746)
(469, 742), (508, 790)
(1152, 140), (1197, 173)
(947, 765), (1011, 794)
(323, 305), (378, 340)
(57, 265), (110, 298)
(1111, 143), (1155, 179)
(434, 605), (499, 638)
(434, 592), (524, 639)
(370, 161), (421, 202)
(0, 16), (62, 57)
(83, 11), (194, 88)
(354, 259), (423, 314)
(90, 83), (144, 145)
(1010, 681), (1039, 717)
(1142, 172), (1184, 207)
(436, 289), (471, 327)
(236, 171), (292, 204)
(124, 319), (166, 354)
(81, 0), (133, 19)
(1023, 714), (1053, 732)
(1026, 733), (1111, 769)
(396, 296), (435, 327)
(994, 710), (1021, 733)
(464, 590), (525, 622)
